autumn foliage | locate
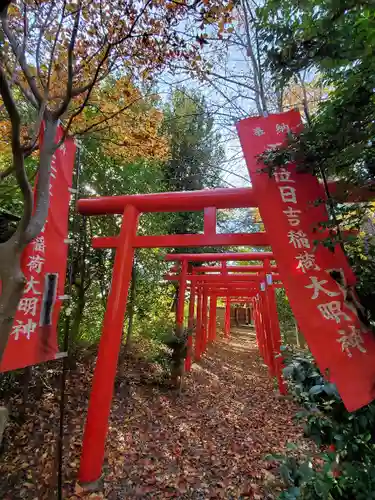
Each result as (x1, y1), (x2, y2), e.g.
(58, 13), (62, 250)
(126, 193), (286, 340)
(0, 0), (236, 166)
(70, 78), (169, 162)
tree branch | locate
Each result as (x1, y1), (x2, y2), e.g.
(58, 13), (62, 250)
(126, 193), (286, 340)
(57, 3), (81, 116)
(203, 70), (258, 92)
(241, 0), (265, 114)
(23, 98), (47, 155)
(1, 14), (43, 105)
(0, 66), (33, 237)
(202, 74), (248, 117)
(3, 60), (38, 108)
(0, 60), (19, 113)
(46, 0), (66, 91)
(25, 119), (58, 243)
(74, 96), (143, 137)
(297, 73), (311, 124)
(69, 0), (153, 102)
(58, 43), (111, 127)
(0, 165), (15, 181)
(36, 1), (55, 90)
(247, 1), (267, 112)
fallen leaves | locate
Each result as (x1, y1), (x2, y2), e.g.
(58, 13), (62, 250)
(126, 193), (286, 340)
(71, 483), (107, 500)
(0, 328), (313, 499)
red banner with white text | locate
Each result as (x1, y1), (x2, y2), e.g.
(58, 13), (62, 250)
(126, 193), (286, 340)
(0, 125), (76, 372)
(237, 110), (375, 411)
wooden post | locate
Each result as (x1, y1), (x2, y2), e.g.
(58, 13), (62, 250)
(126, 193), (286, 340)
(201, 291), (208, 353)
(79, 204), (139, 485)
(195, 286), (203, 361)
(185, 283), (195, 371)
(264, 259), (286, 395)
(224, 298), (231, 338)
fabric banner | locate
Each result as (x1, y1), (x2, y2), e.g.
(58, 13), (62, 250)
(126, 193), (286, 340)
(0, 125), (76, 372)
(237, 110), (375, 411)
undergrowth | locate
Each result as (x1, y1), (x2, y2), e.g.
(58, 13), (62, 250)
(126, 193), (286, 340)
(270, 344), (375, 499)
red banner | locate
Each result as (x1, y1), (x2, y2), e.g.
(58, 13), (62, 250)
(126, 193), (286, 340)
(237, 110), (375, 411)
(0, 125), (76, 372)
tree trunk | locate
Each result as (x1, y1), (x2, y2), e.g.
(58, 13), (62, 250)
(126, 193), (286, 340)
(70, 215), (88, 346)
(70, 289), (86, 346)
(170, 285), (178, 313)
(124, 264), (136, 351)
(0, 240), (26, 363)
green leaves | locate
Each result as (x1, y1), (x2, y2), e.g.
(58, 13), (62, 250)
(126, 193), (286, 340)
(309, 385), (324, 396)
(275, 347), (375, 498)
(256, 0), (375, 330)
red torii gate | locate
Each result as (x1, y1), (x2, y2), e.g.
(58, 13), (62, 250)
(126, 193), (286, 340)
(76, 178), (375, 484)
(77, 190), (279, 485)
(166, 272), (260, 356)
(165, 253), (284, 389)
(165, 252), (280, 336)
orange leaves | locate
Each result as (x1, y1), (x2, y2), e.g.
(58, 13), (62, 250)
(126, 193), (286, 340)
(69, 76), (169, 163)
(2, 0), (238, 121)
(0, 327), (315, 498)
(282, 79), (327, 114)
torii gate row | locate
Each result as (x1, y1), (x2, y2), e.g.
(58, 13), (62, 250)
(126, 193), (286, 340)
(166, 251), (275, 262)
(166, 252), (279, 333)
(167, 272), (282, 351)
(165, 254), (283, 388)
(183, 280), (283, 386)
(193, 289), (260, 364)
(166, 273), (282, 283)
(76, 182), (374, 485)
(168, 253), (282, 348)
(169, 264), (278, 272)
(77, 193), (279, 484)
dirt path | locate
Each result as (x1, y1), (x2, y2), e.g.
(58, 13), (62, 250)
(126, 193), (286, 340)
(0, 328), (308, 499)
(102, 328), (305, 499)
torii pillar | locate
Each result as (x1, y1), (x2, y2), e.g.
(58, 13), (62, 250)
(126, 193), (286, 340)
(208, 294), (217, 342)
(224, 298), (231, 338)
(185, 282), (195, 372)
(79, 205), (139, 484)
(195, 286), (203, 361)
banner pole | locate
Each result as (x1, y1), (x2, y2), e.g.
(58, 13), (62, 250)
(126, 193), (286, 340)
(57, 141), (81, 500)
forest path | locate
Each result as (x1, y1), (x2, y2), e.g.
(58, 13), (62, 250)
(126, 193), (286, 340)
(102, 327), (306, 499)
(0, 328), (308, 499)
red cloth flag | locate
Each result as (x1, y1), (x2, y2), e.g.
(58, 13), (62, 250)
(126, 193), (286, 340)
(237, 110), (375, 411)
(0, 125), (76, 372)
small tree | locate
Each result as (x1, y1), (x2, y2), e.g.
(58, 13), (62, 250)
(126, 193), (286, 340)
(0, 0), (235, 362)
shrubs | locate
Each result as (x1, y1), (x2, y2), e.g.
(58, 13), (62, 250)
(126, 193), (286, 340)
(271, 345), (375, 499)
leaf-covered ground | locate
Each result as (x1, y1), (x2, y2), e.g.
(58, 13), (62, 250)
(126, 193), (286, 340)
(0, 328), (310, 499)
